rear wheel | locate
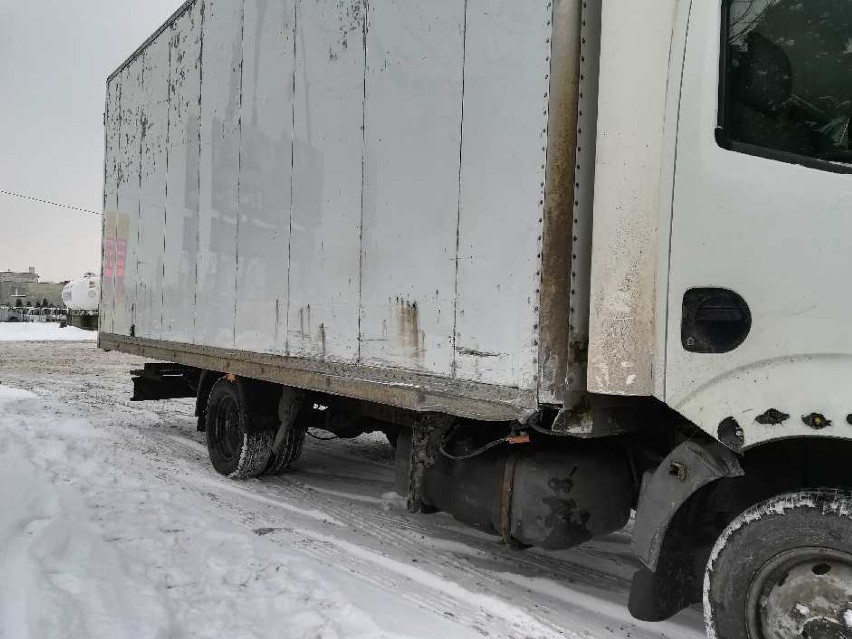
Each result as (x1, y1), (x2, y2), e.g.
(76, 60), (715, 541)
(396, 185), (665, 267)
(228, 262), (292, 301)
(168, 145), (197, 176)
(264, 387), (306, 475)
(205, 377), (273, 479)
(265, 416), (306, 475)
(383, 427), (400, 449)
(704, 490), (852, 639)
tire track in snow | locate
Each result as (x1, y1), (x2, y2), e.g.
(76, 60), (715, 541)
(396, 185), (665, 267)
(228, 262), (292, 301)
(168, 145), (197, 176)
(159, 427), (696, 638)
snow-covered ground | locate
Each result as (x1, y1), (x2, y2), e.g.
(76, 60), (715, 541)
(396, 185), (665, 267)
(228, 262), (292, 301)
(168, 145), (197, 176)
(0, 322), (97, 342)
(0, 341), (706, 639)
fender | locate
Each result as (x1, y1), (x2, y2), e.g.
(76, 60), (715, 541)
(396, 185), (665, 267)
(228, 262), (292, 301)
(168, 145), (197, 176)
(633, 438), (743, 569)
(629, 438), (743, 621)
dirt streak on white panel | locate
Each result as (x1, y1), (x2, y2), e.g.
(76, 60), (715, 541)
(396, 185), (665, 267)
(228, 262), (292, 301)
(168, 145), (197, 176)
(587, 1), (678, 395)
(288, 0), (365, 362)
(360, 0), (465, 375)
(195, 0), (245, 347)
(163, 1), (203, 343)
(454, 0), (551, 390)
(234, 0), (296, 353)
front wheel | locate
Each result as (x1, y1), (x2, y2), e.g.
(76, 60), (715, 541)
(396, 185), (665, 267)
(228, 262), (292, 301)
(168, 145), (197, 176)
(704, 490), (852, 639)
(205, 377), (273, 479)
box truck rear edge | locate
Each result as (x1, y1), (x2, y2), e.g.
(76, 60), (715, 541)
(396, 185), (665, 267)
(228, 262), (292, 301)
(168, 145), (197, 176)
(99, 0), (852, 635)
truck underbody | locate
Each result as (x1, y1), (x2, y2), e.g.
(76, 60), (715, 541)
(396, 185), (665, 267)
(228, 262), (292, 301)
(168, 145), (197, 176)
(110, 343), (852, 629)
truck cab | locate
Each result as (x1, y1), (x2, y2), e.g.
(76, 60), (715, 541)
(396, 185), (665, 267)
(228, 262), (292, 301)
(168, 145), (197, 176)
(591, 1), (852, 632)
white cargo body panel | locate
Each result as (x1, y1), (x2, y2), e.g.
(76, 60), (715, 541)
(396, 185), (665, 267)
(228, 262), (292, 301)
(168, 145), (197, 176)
(162, 1), (203, 343)
(100, 77), (122, 336)
(100, 0), (584, 420)
(136, 34), (171, 340)
(195, 0), (244, 347)
(115, 60), (144, 337)
(360, 0), (465, 376)
(288, 0), (364, 362)
(234, 0), (295, 353)
(454, 0), (552, 389)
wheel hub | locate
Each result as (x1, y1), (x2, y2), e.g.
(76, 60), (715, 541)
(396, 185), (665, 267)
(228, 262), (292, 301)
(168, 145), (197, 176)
(747, 548), (852, 639)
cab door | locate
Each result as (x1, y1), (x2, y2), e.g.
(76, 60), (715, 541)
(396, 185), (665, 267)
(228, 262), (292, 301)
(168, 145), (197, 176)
(666, 0), (852, 448)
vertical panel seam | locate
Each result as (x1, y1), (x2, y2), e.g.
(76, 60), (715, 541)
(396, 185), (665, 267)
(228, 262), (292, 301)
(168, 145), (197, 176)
(356, 0), (369, 363)
(162, 26), (175, 339)
(284, 0), (299, 356)
(232, 0), (248, 347)
(100, 85), (109, 334)
(98, 81), (112, 333)
(192, 0), (206, 343)
(133, 55), (146, 333)
(105, 79), (121, 335)
(450, 0), (470, 379)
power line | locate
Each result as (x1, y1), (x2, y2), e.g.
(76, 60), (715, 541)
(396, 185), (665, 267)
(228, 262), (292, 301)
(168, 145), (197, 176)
(0, 189), (101, 216)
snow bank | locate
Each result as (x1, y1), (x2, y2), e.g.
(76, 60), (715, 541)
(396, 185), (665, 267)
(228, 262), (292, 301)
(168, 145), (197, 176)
(0, 385), (411, 639)
(0, 385), (36, 403)
(0, 323), (97, 342)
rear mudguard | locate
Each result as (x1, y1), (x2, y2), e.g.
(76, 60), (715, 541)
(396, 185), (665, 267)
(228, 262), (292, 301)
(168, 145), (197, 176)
(633, 439), (743, 570)
(629, 439), (743, 621)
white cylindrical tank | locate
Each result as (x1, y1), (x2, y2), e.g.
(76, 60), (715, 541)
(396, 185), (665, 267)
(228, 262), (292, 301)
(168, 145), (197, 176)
(62, 272), (100, 312)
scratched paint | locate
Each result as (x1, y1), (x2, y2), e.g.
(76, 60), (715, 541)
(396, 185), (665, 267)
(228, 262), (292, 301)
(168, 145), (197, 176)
(136, 33), (171, 340)
(114, 59), (145, 336)
(162, 1), (203, 343)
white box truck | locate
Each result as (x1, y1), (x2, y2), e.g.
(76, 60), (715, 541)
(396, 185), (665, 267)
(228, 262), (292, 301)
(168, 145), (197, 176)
(99, 0), (852, 634)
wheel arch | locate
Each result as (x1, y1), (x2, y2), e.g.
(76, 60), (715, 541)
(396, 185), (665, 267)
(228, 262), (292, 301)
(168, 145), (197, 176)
(629, 435), (852, 621)
(194, 370), (221, 431)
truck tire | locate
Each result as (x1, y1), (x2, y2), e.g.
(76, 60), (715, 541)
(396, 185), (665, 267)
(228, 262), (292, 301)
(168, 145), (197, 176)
(383, 427), (400, 449)
(205, 378), (273, 479)
(704, 490), (852, 639)
(265, 419), (305, 475)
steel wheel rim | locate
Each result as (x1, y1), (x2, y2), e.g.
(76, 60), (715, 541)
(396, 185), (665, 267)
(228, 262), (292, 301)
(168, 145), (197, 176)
(745, 547), (852, 639)
(212, 396), (241, 464)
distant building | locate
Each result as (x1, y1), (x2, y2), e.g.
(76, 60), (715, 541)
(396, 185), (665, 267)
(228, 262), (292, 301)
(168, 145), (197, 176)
(0, 268), (66, 307)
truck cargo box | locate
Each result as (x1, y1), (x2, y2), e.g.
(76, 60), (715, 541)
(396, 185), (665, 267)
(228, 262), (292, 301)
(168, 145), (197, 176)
(99, 0), (595, 421)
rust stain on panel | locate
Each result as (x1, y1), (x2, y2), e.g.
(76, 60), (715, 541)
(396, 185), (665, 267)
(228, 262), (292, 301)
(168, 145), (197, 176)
(538, 0), (584, 404)
(396, 297), (425, 364)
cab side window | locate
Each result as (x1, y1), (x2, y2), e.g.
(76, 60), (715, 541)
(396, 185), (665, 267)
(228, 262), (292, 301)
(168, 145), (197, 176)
(720, 0), (852, 169)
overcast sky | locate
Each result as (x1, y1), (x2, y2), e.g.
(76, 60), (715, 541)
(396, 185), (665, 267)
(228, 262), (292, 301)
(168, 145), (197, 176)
(0, 0), (181, 282)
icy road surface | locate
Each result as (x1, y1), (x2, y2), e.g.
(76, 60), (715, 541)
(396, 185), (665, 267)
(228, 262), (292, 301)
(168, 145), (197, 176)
(0, 339), (706, 639)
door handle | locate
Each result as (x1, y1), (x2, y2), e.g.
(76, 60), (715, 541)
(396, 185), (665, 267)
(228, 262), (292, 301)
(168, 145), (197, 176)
(682, 288), (751, 354)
